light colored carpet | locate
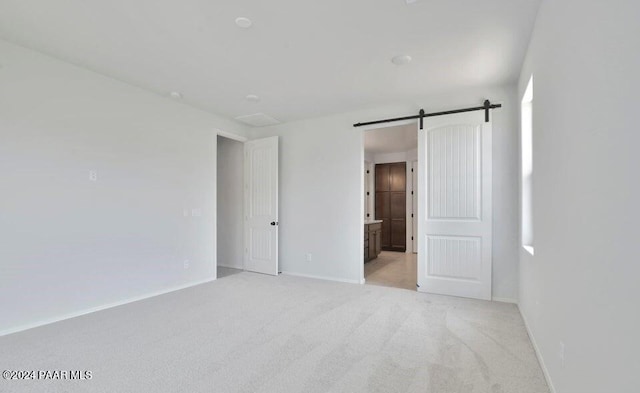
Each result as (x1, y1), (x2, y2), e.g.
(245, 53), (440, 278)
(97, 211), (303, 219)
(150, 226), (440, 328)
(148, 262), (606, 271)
(365, 251), (417, 291)
(218, 266), (243, 278)
(0, 272), (549, 393)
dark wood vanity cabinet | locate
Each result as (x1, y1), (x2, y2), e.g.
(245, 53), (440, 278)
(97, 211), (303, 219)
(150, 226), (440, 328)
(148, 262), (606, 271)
(364, 222), (382, 262)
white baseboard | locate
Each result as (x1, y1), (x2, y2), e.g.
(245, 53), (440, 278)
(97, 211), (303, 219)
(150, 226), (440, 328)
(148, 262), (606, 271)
(492, 296), (518, 304)
(519, 306), (556, 393)
(0, 277), (217, 337)
(280, 271), (360, 285)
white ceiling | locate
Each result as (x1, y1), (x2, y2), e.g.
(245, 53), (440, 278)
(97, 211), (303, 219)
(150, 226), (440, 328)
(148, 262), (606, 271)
(365, 123), (417, 154)
(0, 0), (541, 124)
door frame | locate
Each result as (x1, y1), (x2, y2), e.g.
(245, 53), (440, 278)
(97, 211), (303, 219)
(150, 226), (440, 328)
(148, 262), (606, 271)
(411, 159), (418, 253)
(360, 120), (419, 285)
(214, 129), (247, 279)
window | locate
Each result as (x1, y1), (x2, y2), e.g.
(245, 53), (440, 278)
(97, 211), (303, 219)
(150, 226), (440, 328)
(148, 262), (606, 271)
(521, 76), (534, 255)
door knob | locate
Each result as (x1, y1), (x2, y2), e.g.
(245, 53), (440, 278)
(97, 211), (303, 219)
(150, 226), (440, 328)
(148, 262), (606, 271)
(270, 221), (277, 226)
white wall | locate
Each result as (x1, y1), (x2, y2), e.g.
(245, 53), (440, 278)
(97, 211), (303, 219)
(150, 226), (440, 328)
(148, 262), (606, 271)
(373, 151), (408, 164)
(0, 40), (248, 335)
(249, 116), (364, 282)
(517, 1), (639, 392)
(217, 136), (244, 269)
(372, 148), (417, 165)
(250, 85), (520, 298)
(364, 151), (375, 163)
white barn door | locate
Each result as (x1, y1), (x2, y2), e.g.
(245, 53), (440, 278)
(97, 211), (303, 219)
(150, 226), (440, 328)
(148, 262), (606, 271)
(417, 111), (492, 300)
(244, 136), (279, 275)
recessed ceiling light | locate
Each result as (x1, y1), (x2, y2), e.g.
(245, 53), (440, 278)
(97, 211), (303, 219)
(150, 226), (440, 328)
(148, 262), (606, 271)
(235, 17), (252, 29)
(245, 94), (260, 102)
(169, 91), (183, 99)
(391, 55), (412, 65)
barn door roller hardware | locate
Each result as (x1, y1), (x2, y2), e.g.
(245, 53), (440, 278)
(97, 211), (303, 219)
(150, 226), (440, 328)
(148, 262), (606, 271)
(353, 100), (502, 130)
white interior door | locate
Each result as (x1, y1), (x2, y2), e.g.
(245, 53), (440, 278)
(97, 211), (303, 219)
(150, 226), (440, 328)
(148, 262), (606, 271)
(417, 111), (492, 300)
(244, 136), (278, 275)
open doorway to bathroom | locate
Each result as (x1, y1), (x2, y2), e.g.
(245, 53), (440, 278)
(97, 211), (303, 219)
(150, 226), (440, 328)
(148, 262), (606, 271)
(363, 123), (418, 291)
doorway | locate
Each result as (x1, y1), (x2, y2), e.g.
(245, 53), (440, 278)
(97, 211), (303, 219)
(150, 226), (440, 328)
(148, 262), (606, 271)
(216, 135), (244, 278)
(359, 104), (494, 300)
(362, 123), (418, 291)
(216, 133), (279, 278)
